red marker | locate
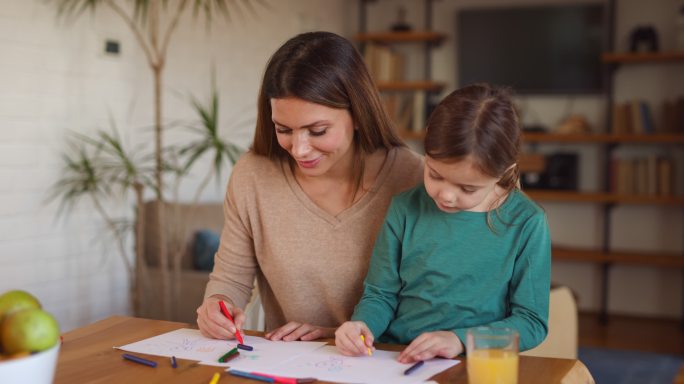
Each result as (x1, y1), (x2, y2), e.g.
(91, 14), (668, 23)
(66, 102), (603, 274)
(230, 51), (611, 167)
(219, 301), (244, 344)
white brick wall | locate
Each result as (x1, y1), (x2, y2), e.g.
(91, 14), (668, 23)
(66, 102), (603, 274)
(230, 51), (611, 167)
(0, 0), (352, 332)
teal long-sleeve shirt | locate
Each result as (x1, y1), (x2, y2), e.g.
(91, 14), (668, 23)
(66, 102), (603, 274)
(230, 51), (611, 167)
(351, 184), (551, 351)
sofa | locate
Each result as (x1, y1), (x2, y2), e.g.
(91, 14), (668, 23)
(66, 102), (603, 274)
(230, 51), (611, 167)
(137, 201), (264, 330)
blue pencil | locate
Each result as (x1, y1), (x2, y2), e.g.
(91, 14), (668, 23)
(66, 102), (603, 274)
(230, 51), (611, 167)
(404, 360), (424, 375)
(122, 353), (157, 368)
(170, 355), (177, 368)
(229, 369), (275, 382)
(237, 343), (254, 351)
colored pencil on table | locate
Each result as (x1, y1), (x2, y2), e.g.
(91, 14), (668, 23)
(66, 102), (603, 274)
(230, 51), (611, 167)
(238, 343), (254, 351)
(248, 371), (317, 384)
(219, 301), (244, 344)
(229, 369), (275, 382)
(122, 353), (157, 368)
(218, 346), (239, 363)
(208, 372), (221, 384)
(404, 360), (424, 375)
(222, 350), (240, 363)
(170, 355), (177, 368)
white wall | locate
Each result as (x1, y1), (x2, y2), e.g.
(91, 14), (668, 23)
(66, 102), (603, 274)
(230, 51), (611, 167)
(360, 0), (683, 318)
(0, 0), (352, 332)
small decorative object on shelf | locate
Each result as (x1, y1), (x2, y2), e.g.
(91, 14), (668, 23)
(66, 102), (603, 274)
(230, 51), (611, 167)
(521, 153), (579, 191)
(390, 6), (412, 32)
(629, 25), (659, 52)
(554, 115), (592, 135)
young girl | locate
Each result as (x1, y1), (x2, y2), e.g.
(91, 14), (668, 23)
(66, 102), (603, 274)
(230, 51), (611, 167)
(335, 83), (551, 363)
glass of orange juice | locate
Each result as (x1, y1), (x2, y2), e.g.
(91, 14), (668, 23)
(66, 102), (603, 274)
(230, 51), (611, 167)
(466, 326), (519, 384)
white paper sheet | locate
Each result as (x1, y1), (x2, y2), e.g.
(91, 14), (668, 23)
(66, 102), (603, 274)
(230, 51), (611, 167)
(251, 345), (460, 384)
(116, 329), (459, 383)
(199, 334), (329, 371)
(115, 328), (326, 368)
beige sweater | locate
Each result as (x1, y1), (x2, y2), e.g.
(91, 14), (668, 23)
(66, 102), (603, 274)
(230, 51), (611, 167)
(205, 147), (423, 331)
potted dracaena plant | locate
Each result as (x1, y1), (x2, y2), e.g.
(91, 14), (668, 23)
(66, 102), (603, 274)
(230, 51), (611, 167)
(49, 84), (250, 318)
(50, 0), (264, 318)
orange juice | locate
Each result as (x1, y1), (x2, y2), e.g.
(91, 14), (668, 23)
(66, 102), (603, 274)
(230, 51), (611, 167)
(467, 348), (519, 384)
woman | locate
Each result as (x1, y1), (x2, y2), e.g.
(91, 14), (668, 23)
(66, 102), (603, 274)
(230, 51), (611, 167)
(196, 31), (423, 341)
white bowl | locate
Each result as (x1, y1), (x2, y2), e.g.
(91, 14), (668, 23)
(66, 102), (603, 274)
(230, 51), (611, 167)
(0, 342), (60, 384)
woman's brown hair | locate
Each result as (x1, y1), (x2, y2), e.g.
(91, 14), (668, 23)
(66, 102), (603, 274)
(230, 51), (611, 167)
(251, 31), (405, 185)
(424, 83), (521, 194)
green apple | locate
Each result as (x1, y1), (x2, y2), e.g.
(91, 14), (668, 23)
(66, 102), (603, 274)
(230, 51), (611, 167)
(1, 308), (60, 354)
(0, 290), (41, 324)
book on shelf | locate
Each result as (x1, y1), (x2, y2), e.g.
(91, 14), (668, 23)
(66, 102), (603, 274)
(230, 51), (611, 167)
(364, 43), (405, 83)
(411, 90), (426, 132)
(657, 158), (673, 196)
(611, 100), (655, 134)
(381, 93), (413, 132)
(611, 156), (675, 196)
(661, 97), (684, 133)
(396, 95), (413, 132)
(611, 102), (631, 134)
(634, 158), (648, 195)
(639, 101), (655, 134)
(380, 92), (428, 134)
(630, 100), (645, 134)
(612, 158), (633, 195)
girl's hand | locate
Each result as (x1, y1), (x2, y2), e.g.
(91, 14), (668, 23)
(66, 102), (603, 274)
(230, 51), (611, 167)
(335, 321), (375, 356)
(398, 331), (463, 363)
(196, 295), (245, 340)
(265, 321), (334, 341)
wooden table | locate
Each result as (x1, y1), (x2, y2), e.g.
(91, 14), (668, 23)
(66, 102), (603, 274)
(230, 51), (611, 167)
(55, 316), (595, 383)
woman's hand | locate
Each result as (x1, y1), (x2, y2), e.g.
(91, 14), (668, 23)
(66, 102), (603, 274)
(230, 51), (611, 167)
(196, 295), (245, 340)
(397, 331), (463, 363)
(265, 321), (335, 341)
(334, 321), (375, 356)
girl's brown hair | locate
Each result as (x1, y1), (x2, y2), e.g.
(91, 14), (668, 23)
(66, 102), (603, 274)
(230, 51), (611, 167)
(251, 31), (405, 189)
(425, 83), (521, 194)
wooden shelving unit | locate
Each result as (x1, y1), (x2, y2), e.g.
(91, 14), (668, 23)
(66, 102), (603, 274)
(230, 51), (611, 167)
(538, 8), (684, 327)
(353, 31), (445, 43)
(522, 1), (684, 326)
(376, 81), (444, 92)
(395, 131), (684, 144)
(523, 132), (684, 144)
(526, 190), (684, 205)
(356, 0), (443, 136)
(602, 51), (684, 64)
(552, 247), (684, 268)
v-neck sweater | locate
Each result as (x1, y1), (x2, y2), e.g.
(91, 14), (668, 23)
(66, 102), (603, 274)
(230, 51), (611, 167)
(205, 147), (424, 331)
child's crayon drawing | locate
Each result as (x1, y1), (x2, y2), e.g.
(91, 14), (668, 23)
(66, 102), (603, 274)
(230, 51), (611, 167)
(262, 346), (460, 384)
(308, 356), (351, 373)
(116, 329), (230, 361)
(117, 328), (326, 371)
